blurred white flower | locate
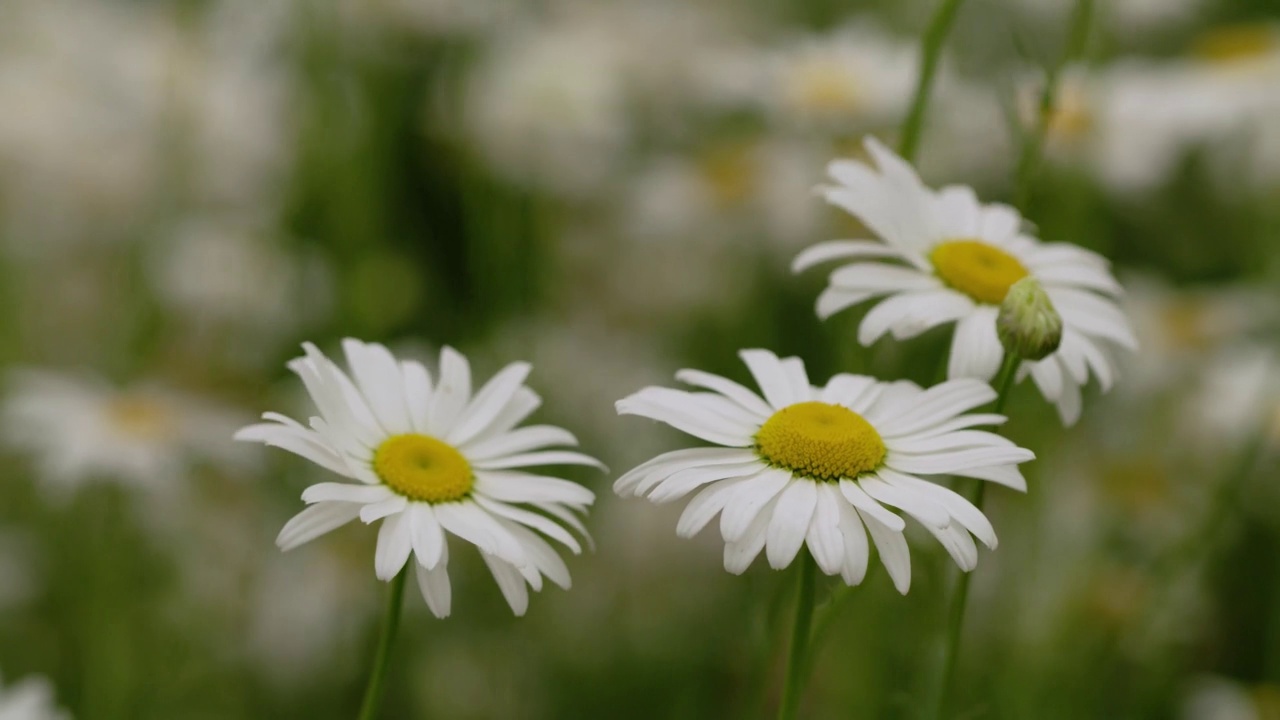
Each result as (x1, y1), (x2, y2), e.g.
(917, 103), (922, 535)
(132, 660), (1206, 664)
(0, 0), (172, 250)
(621, 136), (826, 253)
(616, 349), (1034, 591)
(247, 548), (374, 687)
(1182, 676), (1278, 720)
(1182, 346), (1280, 454)
(237, 340), (600, 617)
(151, 219), (330, 342)
(172, 0), (297, 212)
(798, 137), (1136, 425)
(760, 23), (918, 131)
(1, 371), (253, 496)
(1011, 0), (1208, 34)
(464, 17), (630, 198)
(0, 673), (69, 720)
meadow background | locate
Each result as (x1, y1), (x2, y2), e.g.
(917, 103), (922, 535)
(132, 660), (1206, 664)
(0, 0), (1278, 717)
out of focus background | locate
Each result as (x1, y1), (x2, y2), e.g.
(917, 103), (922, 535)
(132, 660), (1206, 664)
(0, 0), (1277, 717)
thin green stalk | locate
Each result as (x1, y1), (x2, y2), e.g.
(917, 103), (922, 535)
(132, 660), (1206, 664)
(358, 566), (409, 720)
(898, 0), (968, 163)
(1013, 0), (1095, 209)
(928, 353), (1019, 720)
(777, 552), (818, 720)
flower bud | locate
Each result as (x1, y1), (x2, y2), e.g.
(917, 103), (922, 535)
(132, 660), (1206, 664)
(997, 277), (1062, 361)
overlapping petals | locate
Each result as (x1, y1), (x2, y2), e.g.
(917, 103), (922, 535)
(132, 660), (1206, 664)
(615, 349), (1034, 593)
(794, 136), (1137, 425)
(236, 339), (600, 617)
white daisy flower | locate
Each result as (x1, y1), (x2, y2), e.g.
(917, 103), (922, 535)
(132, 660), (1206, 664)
(0, 673), (70, 720)
(235, 340), (600, 618)
(794, 136), (1138, 425)
(1, 371), (252, 495)
(614, 349), (1034, 593)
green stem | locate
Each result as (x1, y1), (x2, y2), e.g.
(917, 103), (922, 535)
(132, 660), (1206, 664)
(357, 566), (409, 720)
(898, 0), (968, 163)
(777, 552), (818, 720)
(929, 353), (1020, 720)
(1013, 0), (1095, 209)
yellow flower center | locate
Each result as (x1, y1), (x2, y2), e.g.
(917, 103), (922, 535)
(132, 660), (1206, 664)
(107, 396), (171, 441)
(1192, 25), (1277, 65)
(755, 401), (885, 481)
(786, 59), (862, 119)
(698, 141), (758, 208)
(372, 434), (473, 503)
(930, 239), (1030, 305)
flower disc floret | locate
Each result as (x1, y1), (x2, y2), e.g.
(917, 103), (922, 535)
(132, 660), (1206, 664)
(373, 433), (473, 503)
(929, 239), (1029, 305)
(755, 401), (885, 481)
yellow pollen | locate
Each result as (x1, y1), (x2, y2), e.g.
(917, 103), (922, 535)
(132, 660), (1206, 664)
(930, 239), (1030, 305)
(788, 60), (862, 117)
(373, 434), (473, 504)
(698, 141), (758, 208)
(755, 401), (885, 481)
(107, 397), (170, 440)
(1192, 25), (1278, 65)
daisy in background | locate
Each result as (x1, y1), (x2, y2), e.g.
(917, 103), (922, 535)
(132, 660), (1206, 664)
(794, 136), (1137, 425)
(1, 371), (251, 496)
(0, 673), (70, 720)
(236, 339), (600, 618)
(615, 349), (1034, 592)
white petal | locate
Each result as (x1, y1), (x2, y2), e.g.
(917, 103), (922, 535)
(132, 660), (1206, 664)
(360, 496), (409, 524)
(462, 425), (578, 461)
(858, 474), (950, 529)
(766, 480), (819, 569)
(947, 307), (1004, 381)
(448, 362), (533, 446)
(837, 479), (906, 531)
(718, 469), (792, 542)
(474, 470), (595, 507)
(648, 461), (765, 504)
(473, 495), (582, 554)
(884, 447), (1035, 476)
(434, 501), (527, 567)
(836, 501), (870, 585)
(675, 369), (774, 419)
(859, 290), (973, 346)
(829, 263), (941, 294)
(276, 502), (362, 551)
(473, 450), (605, 472)
(859, 510), (911, 594)
(878, 469), (997, 548)
(481, 553), (530, 616)
(500, 520), (572, 590)
(409, 503), (446, 569)
(415, 553), (452, 618)
(375, 511), (413, 580)
(616, 389), (756, 446)
(343, 339), (412, 435)
(792, 239), (906, 273)
(464, 388), (542, 444)
(235, 421), (353, 477)
(875, 379), (997, 438)
(401, 360), (434, 434)
(1048, 288), (1138, 350)
(301, 482), (394, 505)
(723, 495), (778, 575)
(819, 374), (879, 411)
(930, 521), (980, 571)
(675, 477), (751, 538)
(739, 349), (801, 410)
(816, 287), (873, 320)
(426, 347), (472, 436)
(614, 447), (758, 497)
(805, 484), (845, 575)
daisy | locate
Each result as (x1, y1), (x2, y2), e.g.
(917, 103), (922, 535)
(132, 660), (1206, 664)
(1, 371), (251, 495)
(794, 136), (1137, 425)
(0, 673), (69, 720)
(235, 340), (600, 618)
(614, 349), (1034, 592)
